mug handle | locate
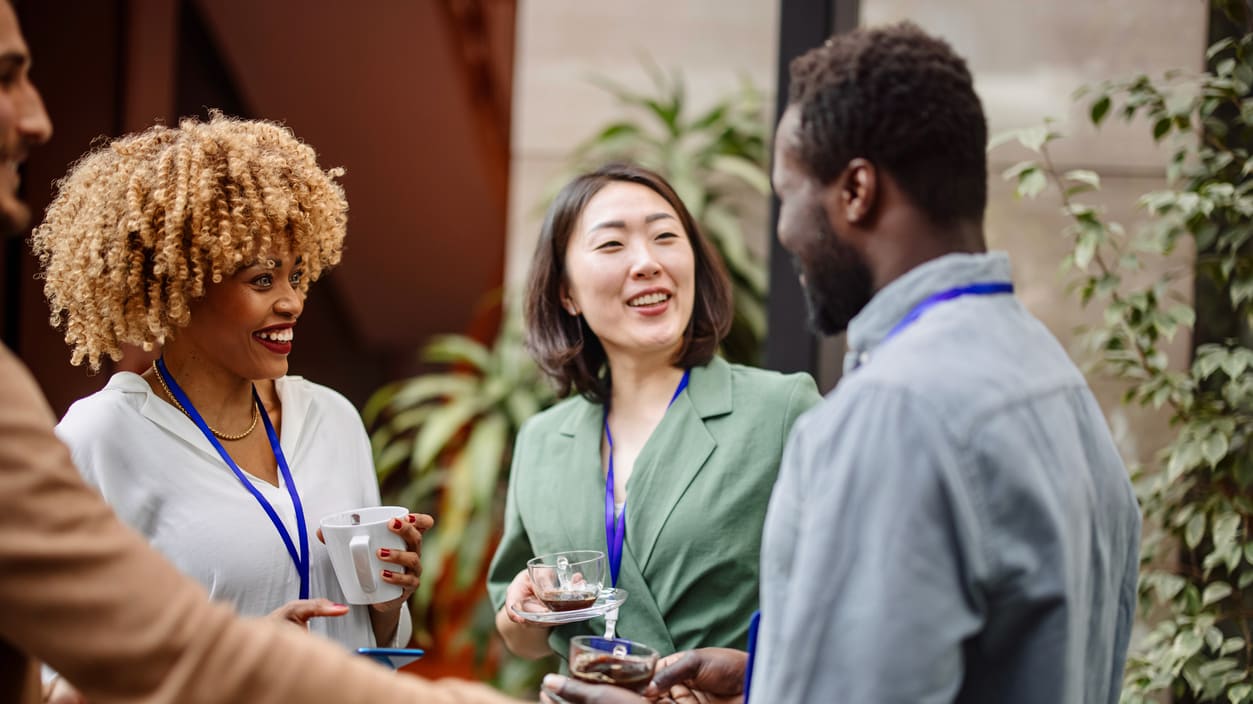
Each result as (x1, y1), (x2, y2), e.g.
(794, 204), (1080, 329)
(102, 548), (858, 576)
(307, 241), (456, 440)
(350, 534), (377, 593)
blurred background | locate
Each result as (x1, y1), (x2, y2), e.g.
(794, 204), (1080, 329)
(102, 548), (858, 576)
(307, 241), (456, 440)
(2, 0), (1220, 695)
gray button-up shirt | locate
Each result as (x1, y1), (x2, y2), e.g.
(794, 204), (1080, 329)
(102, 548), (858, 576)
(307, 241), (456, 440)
(753, 252), (1141, 703)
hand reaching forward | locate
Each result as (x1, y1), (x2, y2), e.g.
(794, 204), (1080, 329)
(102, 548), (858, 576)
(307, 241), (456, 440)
(539, 648), (747, 704)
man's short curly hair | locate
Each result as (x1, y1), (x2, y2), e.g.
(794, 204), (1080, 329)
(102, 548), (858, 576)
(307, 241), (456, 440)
(32, 113), (348, 370)
(787, 21), (988, 225)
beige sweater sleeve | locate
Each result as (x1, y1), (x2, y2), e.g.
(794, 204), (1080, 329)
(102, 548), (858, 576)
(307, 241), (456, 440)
(0, 344), (522, 704)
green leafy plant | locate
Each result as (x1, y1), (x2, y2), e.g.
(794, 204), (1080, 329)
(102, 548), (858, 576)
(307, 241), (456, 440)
(558, 63), (772, 364)
(996, 9), (1253, 701)
(362, 310), (554, 685)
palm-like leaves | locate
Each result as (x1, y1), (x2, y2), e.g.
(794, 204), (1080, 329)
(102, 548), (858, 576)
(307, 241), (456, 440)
(363, 314), (553, 639)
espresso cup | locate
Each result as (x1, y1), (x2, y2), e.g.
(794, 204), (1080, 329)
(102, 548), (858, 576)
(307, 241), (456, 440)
(568, 636), (659, 693)
(320, 506), (408, 604)
(527, 550), (606, 612)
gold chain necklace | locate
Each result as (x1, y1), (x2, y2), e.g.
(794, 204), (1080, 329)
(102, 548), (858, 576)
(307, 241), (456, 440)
(151, 359), (259, 441)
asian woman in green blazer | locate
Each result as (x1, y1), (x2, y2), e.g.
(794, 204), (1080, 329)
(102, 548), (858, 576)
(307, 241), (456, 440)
(487, 163), (820, 663)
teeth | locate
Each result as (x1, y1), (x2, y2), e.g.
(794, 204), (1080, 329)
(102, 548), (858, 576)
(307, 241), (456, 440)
(629, 292), (670, 307)
(257, 328), (293, 343)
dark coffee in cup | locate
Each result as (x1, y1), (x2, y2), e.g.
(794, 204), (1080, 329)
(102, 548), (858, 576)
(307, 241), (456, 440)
(571, 653), (653, 692)
(538, 588), (598, 611)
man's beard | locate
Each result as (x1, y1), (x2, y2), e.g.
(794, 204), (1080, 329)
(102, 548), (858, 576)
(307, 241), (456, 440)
(794, 213), (874, 336)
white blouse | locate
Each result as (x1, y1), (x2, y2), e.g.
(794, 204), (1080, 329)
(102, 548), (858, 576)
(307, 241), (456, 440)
(56, 372), (411, 650)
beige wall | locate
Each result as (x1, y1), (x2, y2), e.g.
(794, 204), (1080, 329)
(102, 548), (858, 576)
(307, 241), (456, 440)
(505, 0), (779, 293)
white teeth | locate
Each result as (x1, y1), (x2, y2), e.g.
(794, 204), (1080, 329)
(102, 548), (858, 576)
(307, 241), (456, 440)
(628, 292), (670, 307)
(256, 328), (293, 343)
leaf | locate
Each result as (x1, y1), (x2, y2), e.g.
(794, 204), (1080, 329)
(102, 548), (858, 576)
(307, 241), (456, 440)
(1018, 168), (1048, 199)
(1220, 347), (1251, 378)
(412, 396), (482, 471)
(1206, 625), (1224, 651)
(1207, 37), (1235, 61)
(422, 334), (492, 371)
(1153, 117), (1172, 141)
(1213, 513), (1240, 552)
(385, 374), (479, 411)
(375, 438), (414, 482)
(587, 121), (643, 144)
(1091, 95), (1111, 126)
(361, 383), (400, 427)
(1169, 304), (1196, 329)
(1065, 169), (1101, 190)
(465, 412), (509, 510)
(1017, 125), (1052, 152)
(454, 510), (493, 590)
(1201, 431), (1230, 467)
(1173, 629), (1204, 660)
(1186, 512), (1207, 550)
(708, 154), (771, 194)
(1202, 582), (1233, 606)
(1220, 637), (1244, 656)
(1153, 573), (1188, 602)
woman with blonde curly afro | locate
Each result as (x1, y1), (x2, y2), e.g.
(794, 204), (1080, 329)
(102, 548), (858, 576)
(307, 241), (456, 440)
(32, 114), (431, 668)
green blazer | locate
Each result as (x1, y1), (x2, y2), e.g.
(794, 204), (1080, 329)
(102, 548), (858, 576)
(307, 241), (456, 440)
(487, 356), (821, 660)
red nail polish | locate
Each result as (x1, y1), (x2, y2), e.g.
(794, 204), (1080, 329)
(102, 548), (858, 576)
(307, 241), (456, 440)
(382, 570), (394, 578)
(407, 514), (417, 524)
(379, 548), (391, 557)
(392, 518), (402, 529)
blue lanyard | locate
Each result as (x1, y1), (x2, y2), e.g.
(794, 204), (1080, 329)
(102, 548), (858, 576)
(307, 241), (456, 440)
(155, 358), (310, 599)
(603, 368), (690, 587)
(883, 282), (1014, 344)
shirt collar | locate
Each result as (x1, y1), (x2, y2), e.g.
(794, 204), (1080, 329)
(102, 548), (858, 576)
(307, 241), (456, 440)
(844, 251), (1013, 373)
(107, 371), (308, 459)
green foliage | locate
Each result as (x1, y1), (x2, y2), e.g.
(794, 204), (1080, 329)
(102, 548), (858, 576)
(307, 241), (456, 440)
(555, 62), (772, 364)
(997, 28), (1253, 704)
(363, 310), (555, 687)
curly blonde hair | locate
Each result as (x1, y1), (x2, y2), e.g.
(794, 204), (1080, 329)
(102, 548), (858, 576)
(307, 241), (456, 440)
(32, 113), (347, 370)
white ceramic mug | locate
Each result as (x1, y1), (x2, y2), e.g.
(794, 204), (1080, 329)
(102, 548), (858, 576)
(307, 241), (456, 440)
(320, 506), (409, 604)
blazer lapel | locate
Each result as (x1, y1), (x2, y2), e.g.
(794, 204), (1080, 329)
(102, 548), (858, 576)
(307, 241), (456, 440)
(623, 357), (733, 571)
(551, 397), (609, 554)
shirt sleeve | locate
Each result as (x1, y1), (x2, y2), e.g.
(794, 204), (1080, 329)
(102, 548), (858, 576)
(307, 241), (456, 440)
(754, 383), (986, 704)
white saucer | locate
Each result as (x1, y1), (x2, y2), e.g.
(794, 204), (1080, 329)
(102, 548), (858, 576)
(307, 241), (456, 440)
(511, 588), (629, 625)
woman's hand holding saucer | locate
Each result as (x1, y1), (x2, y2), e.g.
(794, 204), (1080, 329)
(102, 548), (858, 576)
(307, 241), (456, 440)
(504, 568), (556, 628)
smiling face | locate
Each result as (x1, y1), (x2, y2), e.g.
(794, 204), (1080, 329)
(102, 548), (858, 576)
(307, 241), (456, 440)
(561, 181), (697, 364)
(0, 2), (51, 237)
(173, 244), (306, 382)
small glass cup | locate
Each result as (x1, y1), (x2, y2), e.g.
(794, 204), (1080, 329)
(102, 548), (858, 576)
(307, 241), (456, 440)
(568, 636), (659, 693)
(527, 550), (606, 612)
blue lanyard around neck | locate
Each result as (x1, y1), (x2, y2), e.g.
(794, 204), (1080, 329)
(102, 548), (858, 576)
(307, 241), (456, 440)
(882, 282), (1014, 345)
(603, 368), (690, 587)
(155, 357), (310, 599)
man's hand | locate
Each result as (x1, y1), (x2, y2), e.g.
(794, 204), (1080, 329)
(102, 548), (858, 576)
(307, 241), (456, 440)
(539, 648), (748, 704)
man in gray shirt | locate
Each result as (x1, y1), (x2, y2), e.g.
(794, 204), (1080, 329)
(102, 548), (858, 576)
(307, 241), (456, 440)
(543, 20), (1141, 704)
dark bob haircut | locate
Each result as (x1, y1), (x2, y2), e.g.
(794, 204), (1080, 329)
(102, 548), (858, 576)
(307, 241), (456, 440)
(523, 162), (733, 404)
(788, 21), (988, 226)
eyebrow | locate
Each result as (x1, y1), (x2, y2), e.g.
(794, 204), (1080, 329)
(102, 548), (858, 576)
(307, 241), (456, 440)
(588, 212), (677, 232)
(0, 51), (28, 74)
